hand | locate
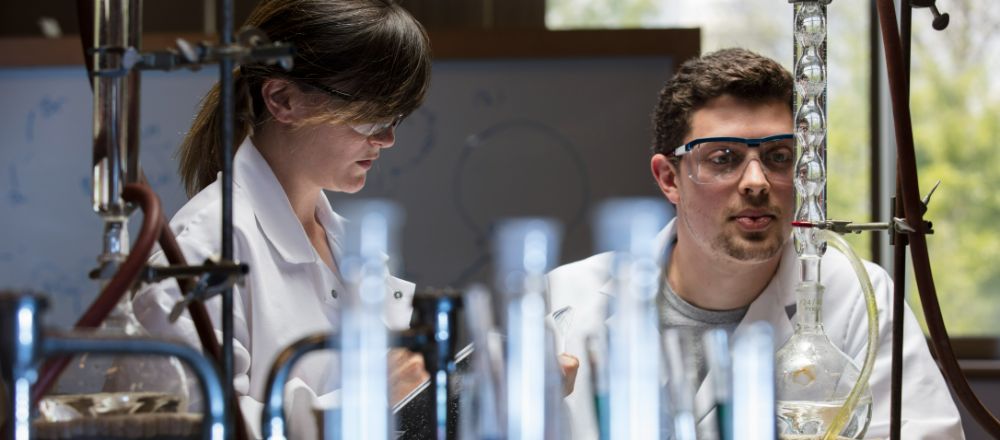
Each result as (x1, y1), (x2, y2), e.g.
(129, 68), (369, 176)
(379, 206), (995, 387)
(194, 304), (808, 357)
(558, 353), (580, 397)
(389, 349), (429, 406)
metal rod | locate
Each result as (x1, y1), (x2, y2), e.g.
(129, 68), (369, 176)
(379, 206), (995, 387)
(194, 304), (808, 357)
(217, 0), (236, 434)
(431, 297), (459, 440)
(408, 291), (464, 440)
(869, 0), (883, 265)
(260, 332), (430, 440)
(261, 334), (332, 440)
(890, 3), (911, 439)
(890, 195), (906, 440)
(44, 334), (227, 440)
(0, 293), (46, 440)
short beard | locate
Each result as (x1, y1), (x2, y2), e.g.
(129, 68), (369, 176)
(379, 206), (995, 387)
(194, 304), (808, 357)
(715, 192), (786, 262)
(712, 229), (785, 262)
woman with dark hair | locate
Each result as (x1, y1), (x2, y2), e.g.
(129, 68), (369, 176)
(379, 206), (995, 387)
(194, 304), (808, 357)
(131, 0), (432, 437)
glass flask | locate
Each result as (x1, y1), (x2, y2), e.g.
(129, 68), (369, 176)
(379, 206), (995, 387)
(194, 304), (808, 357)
(39, 295), (197, 439)
(774, 281), (872, 439)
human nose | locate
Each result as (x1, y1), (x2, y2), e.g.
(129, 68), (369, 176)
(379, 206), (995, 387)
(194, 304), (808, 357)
(738, 157), (771, 196)
(369, 126), (396, 149)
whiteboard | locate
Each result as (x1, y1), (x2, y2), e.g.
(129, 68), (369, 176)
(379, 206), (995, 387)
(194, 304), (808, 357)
(0, 56), (676, 324)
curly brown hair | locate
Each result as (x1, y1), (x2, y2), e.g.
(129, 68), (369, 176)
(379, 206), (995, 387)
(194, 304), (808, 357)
(652, 48), (793, 158)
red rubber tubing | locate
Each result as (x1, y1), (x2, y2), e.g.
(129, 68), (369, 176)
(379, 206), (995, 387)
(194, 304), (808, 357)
(875, 0), (1000, 435)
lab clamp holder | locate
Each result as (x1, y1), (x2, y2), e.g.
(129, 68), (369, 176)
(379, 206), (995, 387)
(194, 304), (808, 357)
(261, 288), (465, 440)
(792, 181), (940, 240)
(0, 292), (228, 440)
(89, 28), (294, 78)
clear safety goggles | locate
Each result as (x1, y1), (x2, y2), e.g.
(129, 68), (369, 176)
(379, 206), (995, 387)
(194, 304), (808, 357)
(303, 81), (403, 138)
(348, 115), (404, 138)
(670, 134), (795, 185)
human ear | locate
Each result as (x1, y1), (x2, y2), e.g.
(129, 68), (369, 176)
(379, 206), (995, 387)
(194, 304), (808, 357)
(651, 153), (682, 205)
(259, 78), (305, 124)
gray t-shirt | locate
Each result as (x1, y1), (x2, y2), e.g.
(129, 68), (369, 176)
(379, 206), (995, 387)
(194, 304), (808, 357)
(657, 272), (748, 384)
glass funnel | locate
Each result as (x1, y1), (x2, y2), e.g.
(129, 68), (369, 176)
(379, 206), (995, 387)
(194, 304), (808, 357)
(774, 280), (871, 439)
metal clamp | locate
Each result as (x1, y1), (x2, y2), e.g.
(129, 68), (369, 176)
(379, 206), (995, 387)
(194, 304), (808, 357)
(792, 180), (940, 235)
(90, 26), (294, 77)
(141, 259), (249, 323)
(791, 218), (926, 235)
(137, 27), (294, 72)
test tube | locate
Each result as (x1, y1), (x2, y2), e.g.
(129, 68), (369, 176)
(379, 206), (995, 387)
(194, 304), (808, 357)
(703, 328), (733, 440)
(664, 328), (699, 440)
(332, 199), (405, 440)
(493, 218), (562, 440)
(460, 284), (504, 440)
(594, 197), (671, 440)
(731, 322), (776, 440)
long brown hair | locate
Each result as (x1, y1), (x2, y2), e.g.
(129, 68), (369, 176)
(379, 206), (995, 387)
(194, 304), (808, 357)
(177, 0), (432, 196)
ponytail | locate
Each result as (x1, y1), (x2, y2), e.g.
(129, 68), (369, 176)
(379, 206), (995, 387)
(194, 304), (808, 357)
(177, 0), (432, 197)
(176, 69), (256, 197)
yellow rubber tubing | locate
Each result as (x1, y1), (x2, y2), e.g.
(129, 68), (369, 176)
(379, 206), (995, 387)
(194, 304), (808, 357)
(819, 229), (880, 440)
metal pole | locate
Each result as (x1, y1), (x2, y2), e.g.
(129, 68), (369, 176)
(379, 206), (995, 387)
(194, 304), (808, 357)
(0, 293), (46, 440)
(261, 332), (431, 440)
(869, 0), (884, 265)
(261, 335), (332, 440)
(889, 3), (912, 438)
(430, 297), (459, 440)
(890, 196), (906, 440)
(217, 0), (236, 434)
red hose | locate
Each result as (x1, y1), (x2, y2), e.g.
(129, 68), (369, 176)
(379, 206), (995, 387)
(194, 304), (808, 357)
(875, 0), (1000, 435)
(32, 183), (161, 401)
(158, 224), (222, 362)
(158, 217), (248, 440)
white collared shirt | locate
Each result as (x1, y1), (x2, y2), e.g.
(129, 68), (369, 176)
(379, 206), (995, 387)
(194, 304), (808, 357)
(547, 219), (964, 439)
(133, 138), (415, 439)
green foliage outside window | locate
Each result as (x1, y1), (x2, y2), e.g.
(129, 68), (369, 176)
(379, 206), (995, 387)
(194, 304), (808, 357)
(908, 1), (1000, 334)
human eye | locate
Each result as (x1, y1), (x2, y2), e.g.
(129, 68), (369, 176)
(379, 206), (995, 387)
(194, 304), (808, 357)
(700, 143), (741, 167)
(764, 144), (795, 165)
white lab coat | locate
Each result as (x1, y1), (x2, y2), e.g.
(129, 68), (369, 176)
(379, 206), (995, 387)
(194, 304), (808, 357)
(547, 219), (964, 439)
(132, 138), (415, 439)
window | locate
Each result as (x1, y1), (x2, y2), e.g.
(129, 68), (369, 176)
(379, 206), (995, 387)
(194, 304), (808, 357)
(547, 0), (1000, 335)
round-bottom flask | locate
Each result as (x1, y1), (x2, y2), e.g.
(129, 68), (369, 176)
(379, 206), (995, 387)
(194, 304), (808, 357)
(775, 282), (872, 439)
(39, 296), (197, 439)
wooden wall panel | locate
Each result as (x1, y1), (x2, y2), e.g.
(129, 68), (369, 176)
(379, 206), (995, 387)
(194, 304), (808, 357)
(365, 0), (545, 30)
(0, 29), (700, 67)
(0, 0), (256, 37)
